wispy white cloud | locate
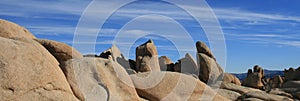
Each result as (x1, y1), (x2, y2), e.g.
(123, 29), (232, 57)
(0, 0), (90, 17)
(226, 33), (300, 48)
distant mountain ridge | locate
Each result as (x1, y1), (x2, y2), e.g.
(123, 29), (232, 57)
(232, 69), (284, 81)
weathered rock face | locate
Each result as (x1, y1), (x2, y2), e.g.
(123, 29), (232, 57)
(197, 53), (224, 84)
(238, 91), (293, 101)
(0, 37), (78, 100)
(173, 53), (199, 75)
(99, 45), (137, 74)
(35, 39), (83, 65)
(136, 40), (160, 72)
(269, 75), (283, 88)
(221, 82), (261, 94)
(217, 89), (241, 101)
(0, 19), (36, 39)
(99, 44), (124, 61)
(242, 65), (265, 89)
(159, 56), (173, 71)
(130, 71), (229, 101)
(223, 73), (241, 85)
(196, 41), (224, 84)
(284, 67), (300, 82)
(268, 89), (293, 98)
(62, 57), (140, 101)
(196, 41), (215, 60)
(282, 81), (300, 88)
(280, 88), (300, 99)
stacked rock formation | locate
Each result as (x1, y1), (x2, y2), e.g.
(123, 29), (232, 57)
(196, 41), (224, 84)
(135, 40), (160, 72)
(242, 65), (265, 89)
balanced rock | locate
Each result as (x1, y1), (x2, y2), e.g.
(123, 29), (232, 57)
(35, 39), (83, 65)
(159, 56), (173, 71)
(196, 41), (215, 60)
(284, 67), (300, 82)
(130, 71), (229, 101)
(242, 65), (265, 89)
(62, 57), (140, 101)
(223, 73), (241, 85)
(136, 40), (160, 72)
(0, 19), (36, 39)
(0, 37), (78, 100)
(197, 53), (224, 84)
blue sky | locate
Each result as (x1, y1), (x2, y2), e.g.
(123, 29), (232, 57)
(1, 0), (300, 73)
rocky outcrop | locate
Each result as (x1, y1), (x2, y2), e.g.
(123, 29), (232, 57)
(242, 65), (265, 89)
(197, 53), (224, 84)
(223, 73), (241, 85)
(130, 71), (229, 101)
(62, 57), (140, 101)
(99, 44), (124, 61)
(238, 91), (293, 101)
(221, 82), (261, 94)
(0, 19), (36, 39)
(269, 75), (283, 88)
(159, 56), (173, 71)
(284, 67), (300, 82)
(196, 41), (224, 84)
(35, 39), (83, 65)
(217, 89), (241, 100)
(0, 37), (78, 100)
(282, 81), (300, 88)
(136, 40), (160, 72)
(173, 53), (198, 75)
(196, 41), (215, 60)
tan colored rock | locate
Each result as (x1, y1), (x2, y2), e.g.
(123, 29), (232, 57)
(159, 56), (173, 71)
(35, 39), (83, 65)
(268, 89), (293, 98)
(238, 91), (293, 101)
(174, 53), (199, 75)
(242, 98), (264, 101)
(221, 82), (261, 94)
(284, 67), (300, 82)
(130, 71), (229, 101)
(63, 57), (140, 101)
(196, 41), (215, 60)
(282, 81), (300, 88)
(270, 75), (283, 88)
(280, 88), (300, 99)
(136, 40), (160, 72)
(0, 19), (36, 39)
(0, 37), (78, 100)
(217, 89), (241, 100)
(99, 44), (124, 61)
(197, 53), (224, 84)
(253, 65), (264, 77)
(242, 65), (265, 89)
(223, 73), (241, 85)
